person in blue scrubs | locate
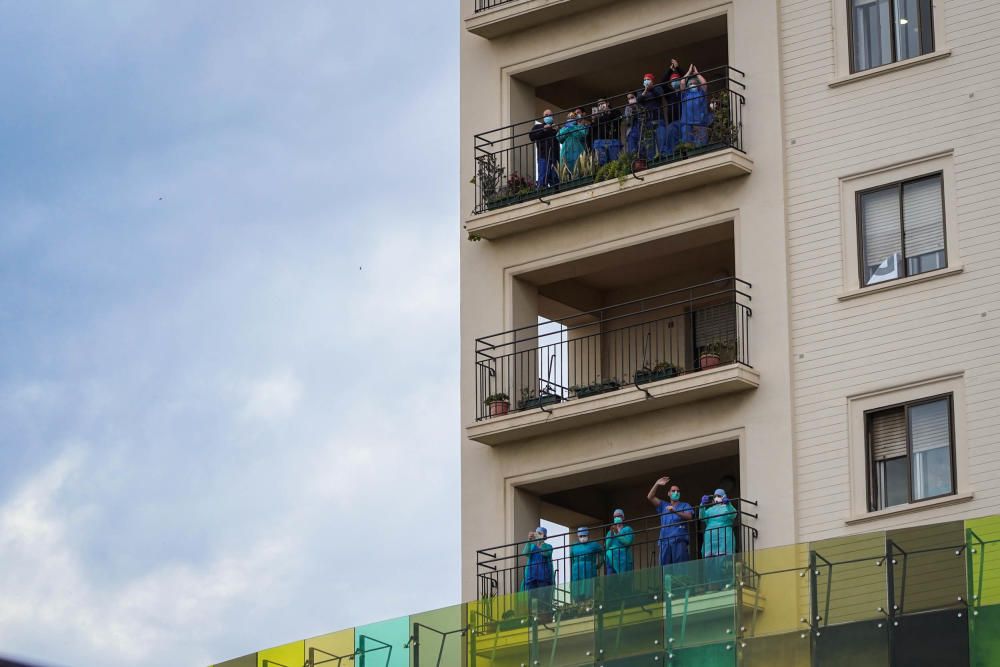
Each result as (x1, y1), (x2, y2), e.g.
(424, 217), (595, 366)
(521, 526), (554, 618)
(570, 526), (603, 603)
(647, 476), (694, 565)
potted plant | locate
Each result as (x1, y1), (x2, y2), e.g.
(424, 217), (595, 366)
(571, 378), (622, 399)
(699, 339), (737, 369)
(518, 388), (562, 410)
(634, 361), (680, 384)
(484, 392), (510, 417)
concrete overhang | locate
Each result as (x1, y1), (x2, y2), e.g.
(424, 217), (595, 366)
(464, 149), (753, 241)
(465, 0), (619, 39)
(466, 364), (760, 446)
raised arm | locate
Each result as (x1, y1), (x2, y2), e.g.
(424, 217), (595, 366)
(647, 476), (669, 507)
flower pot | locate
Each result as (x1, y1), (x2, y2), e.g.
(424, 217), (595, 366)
(634, 366), (678, 384)
(631, 158), (647, 172)
(487, 400), (510, 417)
(574, 380), (622, 399)
(519, 394), (562, 410)
(699, 353), (721, 369)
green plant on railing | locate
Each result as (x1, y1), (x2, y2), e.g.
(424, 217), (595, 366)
(484, 392), (509, 404)
(708, 91), (740, 148)
(595, 151), (636, 187)
(556, 150), (597, 184)
(474, 153), (505, 206)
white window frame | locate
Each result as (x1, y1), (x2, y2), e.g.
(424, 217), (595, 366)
(838, 151), (961, 300)
(846, 373), (969, 523)
(831, 0), (949, 85)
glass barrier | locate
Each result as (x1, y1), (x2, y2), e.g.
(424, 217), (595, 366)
(258, 640), (305, 667)
(357, 616), (410, 667)
(214, 653), (257, 667)
(410, 604), (467, 667)
(967, 515), (1000, 667)
(468, 590), (531, 667)
(213, 515), (1000, 667)
(809, 532), (888, 627)
(305, 628), (355, 667)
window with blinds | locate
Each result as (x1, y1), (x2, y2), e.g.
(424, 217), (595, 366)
(849, 0), (934, 73)
(858, 173), (945, 287)
(866, 395), (954, 511)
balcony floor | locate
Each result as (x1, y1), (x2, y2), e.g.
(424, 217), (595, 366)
(465, 148), (753, 240)
(467, 363), (759, 446)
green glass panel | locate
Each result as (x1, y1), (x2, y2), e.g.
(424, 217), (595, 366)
(813, 619), (889, 667)
(597, 566), (666, 664)
(357, 616), (409, 667)
(665, 557), (736, 651)
(468, 590), (531, 667)
(971, 602), (1000, 667)
(887, 521), (967, 616)
(738, 544), (810, 640)
(967, 515), (1000, 608)
(410, 603), (467, 667)
(214, 653), (257, 667)
(258, 641), (304, 667)
(810, 532), (888, 626)
(306, 628), (355, 667)
(739, 632), (810, 667)
(669, 641), (735, 667)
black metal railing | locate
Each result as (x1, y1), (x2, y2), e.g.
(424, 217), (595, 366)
(474, 277), (751, 421)
(474, 0), (519, 11)
(472, 65), (745, 215)
(475, 499), (758, 600)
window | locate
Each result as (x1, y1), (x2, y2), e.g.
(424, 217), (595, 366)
(866, 395), (955, 511)
(858, 173), (945, 287)
(849, 0), (934, 73)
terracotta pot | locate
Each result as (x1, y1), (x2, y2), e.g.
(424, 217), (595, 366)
(632, 158), (647, 172)
(699, 353), (721, 369)
(487, 400), (510, 417)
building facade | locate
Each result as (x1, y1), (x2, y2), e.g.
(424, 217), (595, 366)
(212, 1), (1000, 665)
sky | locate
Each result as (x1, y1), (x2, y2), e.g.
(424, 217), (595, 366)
(0, 2), (459, 665)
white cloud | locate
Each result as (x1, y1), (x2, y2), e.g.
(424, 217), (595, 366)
(239, 370), (303, 421)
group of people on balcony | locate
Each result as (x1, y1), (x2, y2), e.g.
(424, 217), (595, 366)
(520, 476), (737, 605)
(528, 61), (717, 188)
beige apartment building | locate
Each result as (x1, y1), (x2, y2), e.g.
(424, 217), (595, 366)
(460, 0), (996, 603)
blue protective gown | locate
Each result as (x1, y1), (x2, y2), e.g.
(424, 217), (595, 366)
(680, 85), (714, 146)
(604, 525), (635, 575)
(699, 502), (736, 557)
(569, 540), (603, 601)
(521, 541), (554, 590)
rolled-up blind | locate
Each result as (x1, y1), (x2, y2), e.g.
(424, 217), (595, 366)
(861, 186), (902, 274)
(910, 398), (951, 453)
(902, 175), (945, 259)
(870, 406), (907, 461)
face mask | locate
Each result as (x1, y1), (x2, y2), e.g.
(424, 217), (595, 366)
(714, 496), (724, 504)
(543, 115), (553, 125)
(579, 536), (589, 543)
(643, 79), (652, 87)
(613, 516), (623, 524)
(669, 491), (681, 501)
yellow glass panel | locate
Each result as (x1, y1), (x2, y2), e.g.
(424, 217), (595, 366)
(214, 653), (257, 667)
(410, 603), (467, 667)
(809, 531), (888, 626)
(258, 640), (304, 667)
(305, 628), (355, 667)
(739, 543), (810, 639)
(467, 591), (530, 667)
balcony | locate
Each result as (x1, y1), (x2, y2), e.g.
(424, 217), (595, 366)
(466, 0), (619, 39)
(215, 514), (1000, 667)
(476, 500), (760, 599)
(468, 278), (756, 446)
(467, 66), (750, 241)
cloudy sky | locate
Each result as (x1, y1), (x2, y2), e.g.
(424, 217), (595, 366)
(0, 3), (458, 665)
